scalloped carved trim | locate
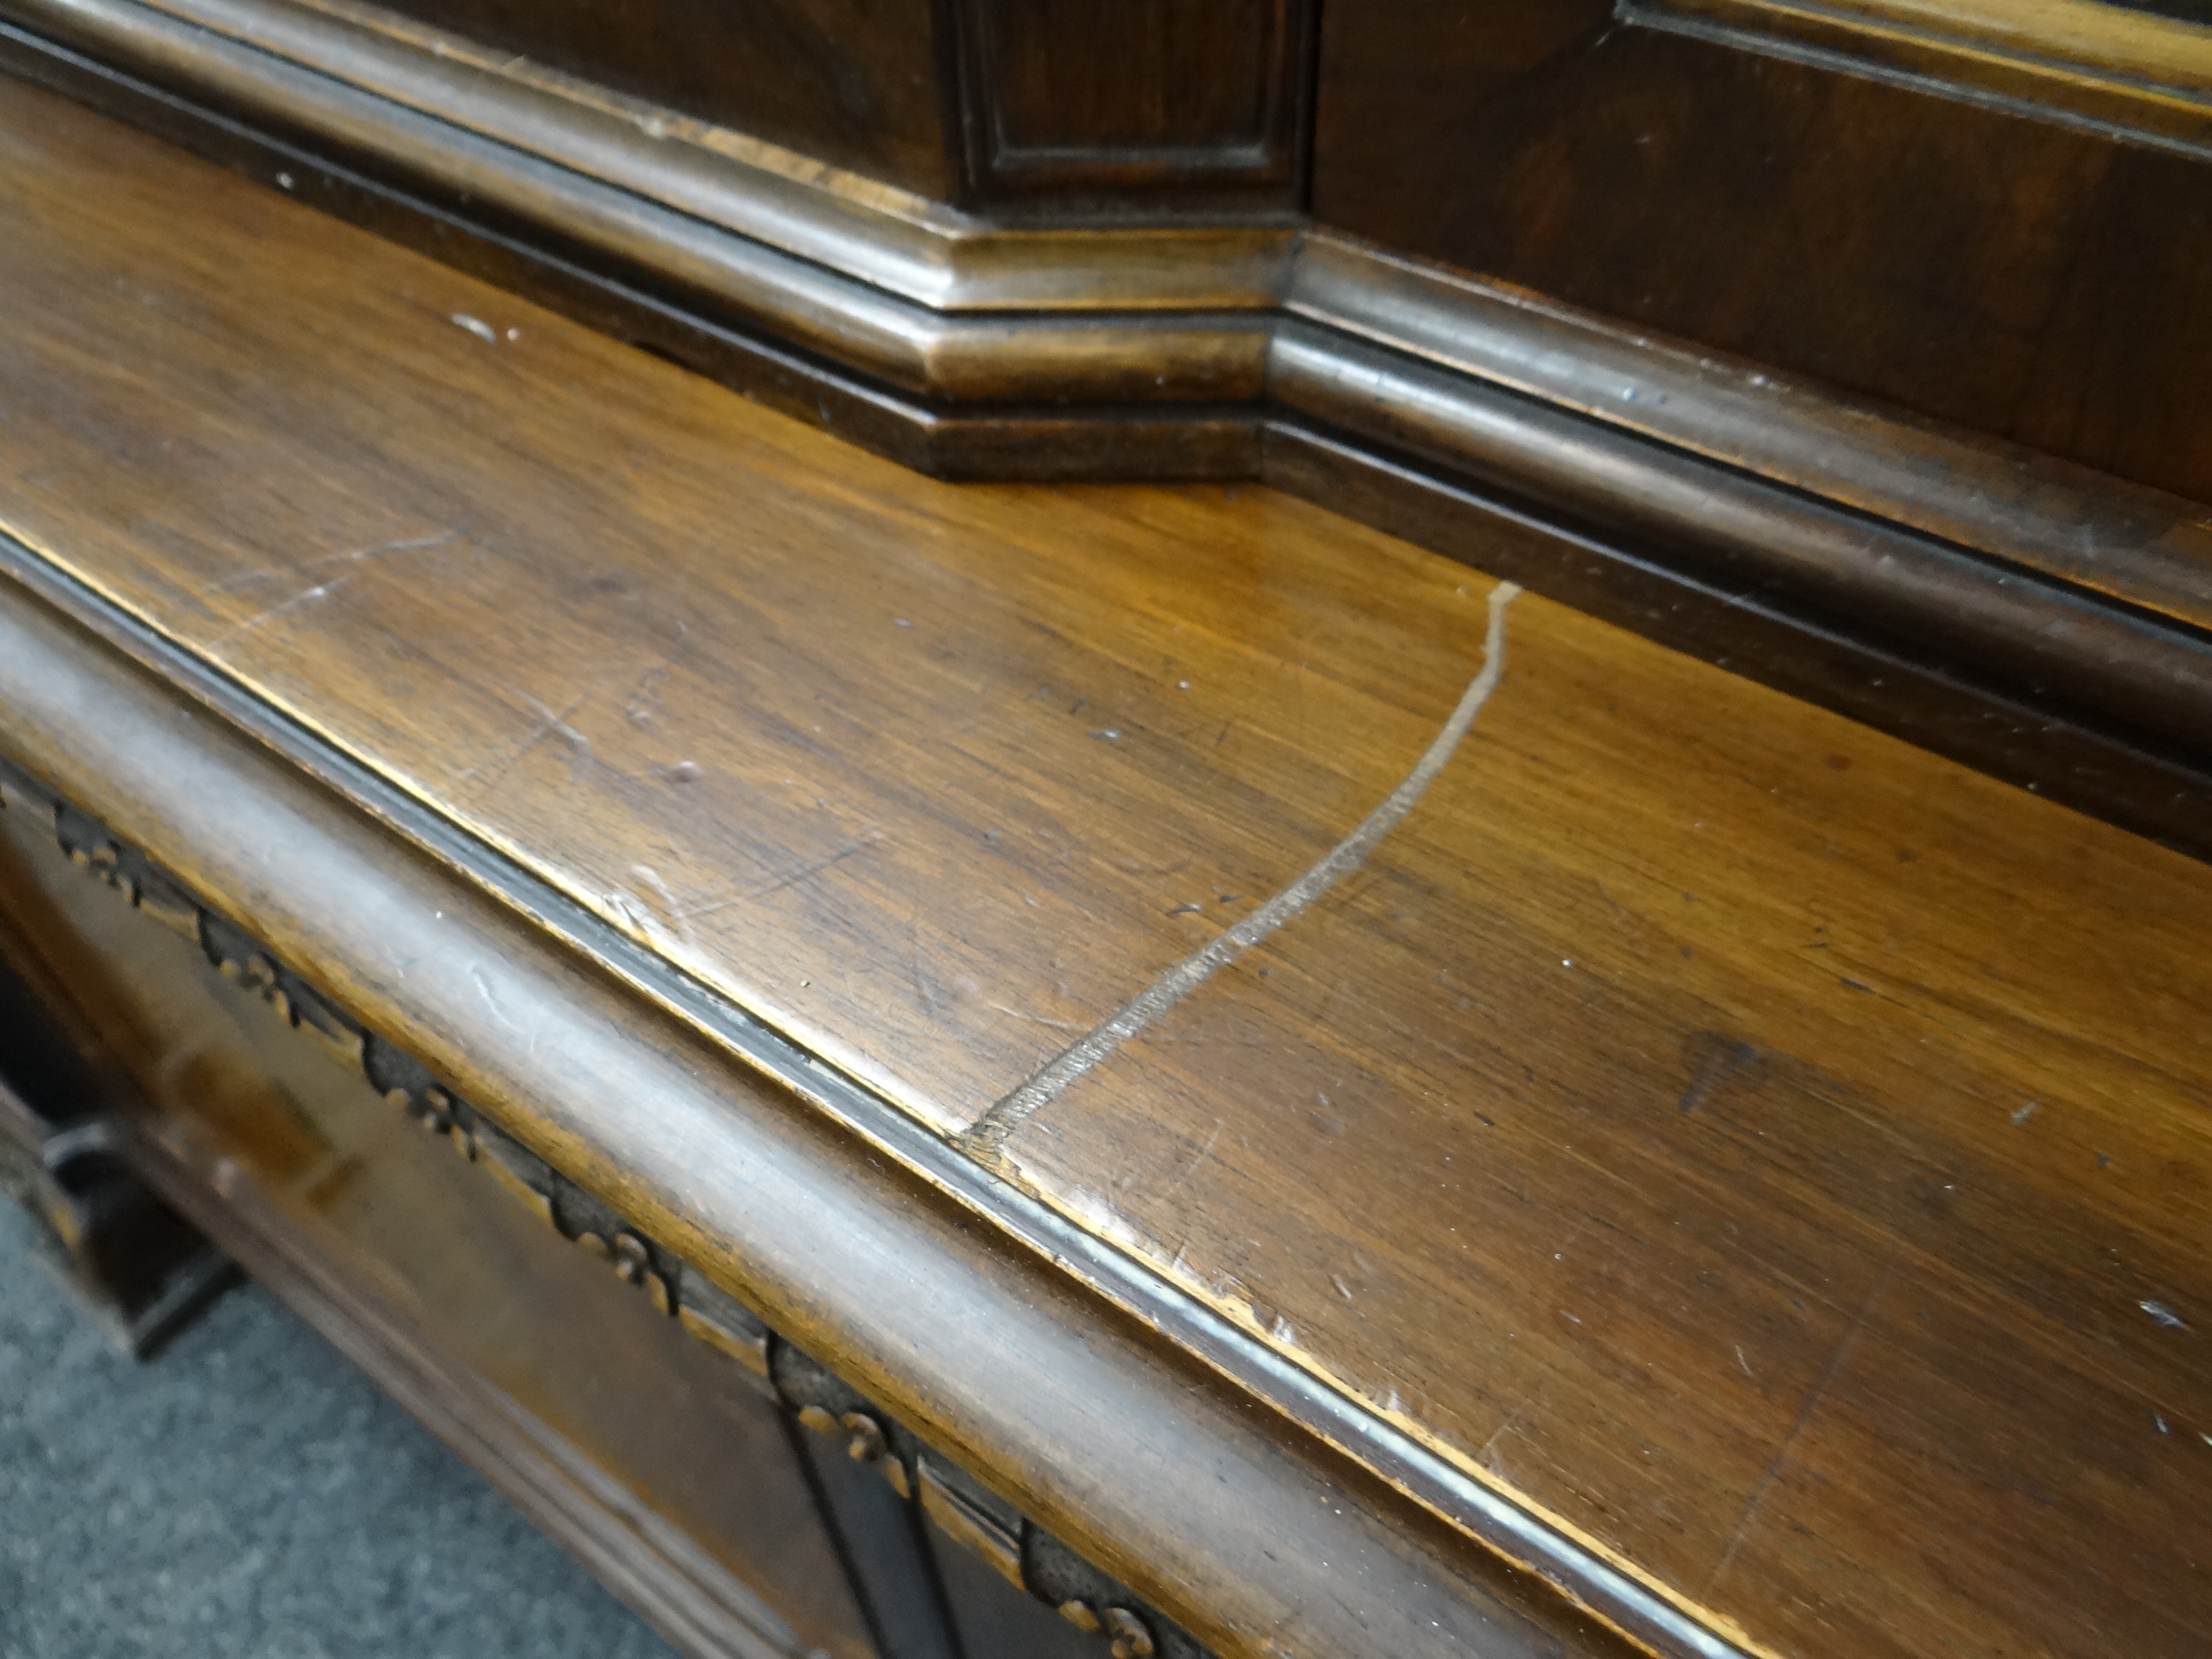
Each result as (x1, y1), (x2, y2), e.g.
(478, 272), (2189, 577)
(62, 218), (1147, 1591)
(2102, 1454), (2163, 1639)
(3, 747), (1215, 1659)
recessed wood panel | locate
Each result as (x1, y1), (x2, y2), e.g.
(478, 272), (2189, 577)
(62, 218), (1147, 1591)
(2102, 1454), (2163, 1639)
(364, 0), (954, 195)
(1309, 0), (2212, 504)
(952, 0), (1311, 206)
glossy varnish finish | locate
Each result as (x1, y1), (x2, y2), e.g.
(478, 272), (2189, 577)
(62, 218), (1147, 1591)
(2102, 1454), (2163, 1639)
(1635, 0), (2212, 153)
(364, 0), (953, 197)
(948, 0), (1313, 209)
(0, 551), (1616, 1659)
(0, 806), (879, 1659)
(1311, 0), (2212, 505)
(7, 0), (2212, 856)
(2, 76), (2209, 1659)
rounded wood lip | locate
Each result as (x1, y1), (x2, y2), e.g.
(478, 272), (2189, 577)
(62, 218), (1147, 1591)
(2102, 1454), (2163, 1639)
(11, 0), (2212, 791)
(0, 70), (2204, 1647)
(86, 0), (1307, 313)
(0, 537), (1722, 1659)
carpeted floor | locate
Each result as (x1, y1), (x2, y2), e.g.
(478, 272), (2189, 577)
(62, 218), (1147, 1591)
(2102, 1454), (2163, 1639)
(0, 1198), (677, 1658)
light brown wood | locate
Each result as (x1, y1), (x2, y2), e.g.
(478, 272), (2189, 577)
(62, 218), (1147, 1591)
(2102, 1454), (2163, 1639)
(0, 544), (1604, 1659)
(2, 73), (2209, 1659)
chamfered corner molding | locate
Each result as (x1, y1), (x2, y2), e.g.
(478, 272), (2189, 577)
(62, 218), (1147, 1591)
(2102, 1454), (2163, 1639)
(2, 0), (2211, 800)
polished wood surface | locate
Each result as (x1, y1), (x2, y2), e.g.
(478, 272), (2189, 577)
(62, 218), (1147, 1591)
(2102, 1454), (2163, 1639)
(0, 747), (1193, 1659)
(0, 544), (1601, 1659)
(8, 0), (2212, 856)
(10, 0), (1301, 313)
(1638, 0), (2212, 149)
(1311, 0), (2212, 505)
(365, 0), (952, 197)
(948, 0), (1311, 210)
(3, 72), (2209, 1659)
(0, 806), (880, 1659)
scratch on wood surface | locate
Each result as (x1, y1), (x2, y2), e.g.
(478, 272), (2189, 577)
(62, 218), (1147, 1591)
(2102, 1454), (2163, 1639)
(1678, 1033), (1760, 1115)
(960, 580), (1522, 1164)
(737, 838), (876, 904)
(201, 530), (458, 594)
(463, 685), (601, 789)
(1154, 1119), (1225, 1218)
(1477, 1399), (1535, 1470)
(627, 864), (695, 944)
(1703, 1265), (1889, 1597)
(521, 692), (595, 760)
(208, 573), (361, 644)
(666, 838), (881, 924)
(987, 1003), (1087, 1033)
(469, 962), (521, 1029)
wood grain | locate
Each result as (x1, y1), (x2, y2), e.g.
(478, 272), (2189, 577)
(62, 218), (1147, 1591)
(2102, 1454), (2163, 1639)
(949, 0), (1311, 208)
(10, 0), (2212, 832)
(996, 591), (2212, 1656)
(0, 809), (877, 1659)
(0, 548), (1621, 1659)
(3, 71), (2209, 1659)
(1310, 0), (2212, 505)
(1286, 232), (2212, 637)
(364, 0), (953, 197)
(1637, 0), (2212, 152)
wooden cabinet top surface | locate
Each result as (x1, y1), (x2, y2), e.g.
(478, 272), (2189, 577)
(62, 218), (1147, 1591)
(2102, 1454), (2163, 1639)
(2, 75), (2208, 1659)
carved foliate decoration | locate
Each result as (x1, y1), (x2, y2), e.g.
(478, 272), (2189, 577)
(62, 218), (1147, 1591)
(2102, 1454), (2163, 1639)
(1, 751), (1214, 1659)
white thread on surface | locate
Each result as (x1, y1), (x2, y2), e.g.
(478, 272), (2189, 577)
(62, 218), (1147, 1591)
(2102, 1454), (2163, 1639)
(963, 579), (1522, 1161)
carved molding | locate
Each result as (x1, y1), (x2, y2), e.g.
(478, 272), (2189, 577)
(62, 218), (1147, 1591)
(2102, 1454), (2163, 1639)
(3, 749), (1214, 1659)
(3, 0), (1295, 311)
(6, 0), (2211, 834)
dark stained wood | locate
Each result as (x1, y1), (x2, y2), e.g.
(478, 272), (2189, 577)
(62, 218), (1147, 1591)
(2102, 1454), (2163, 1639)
(0, 0), (1287, 480)
(0, 0), (1277, 405)
(1266, 323), (2212, 771)
(1309, 0), (2212, 505)
(0, 890), (236, 1357)
(361, 0), (954, 198)
(9, 7), (2210, 854)
(0, 808), (881, 1659)
(949, 0), (1312, 209)
(1638, 0), (2212, 153)
(1258, 422), (2212, 866)
(989, 593), (2212, 1659)
(0, 754), (1224, 1659)
(1284, 233), (2212, 637)
(9, 0), (1301, 314)
(2, 67), (2209, 1659)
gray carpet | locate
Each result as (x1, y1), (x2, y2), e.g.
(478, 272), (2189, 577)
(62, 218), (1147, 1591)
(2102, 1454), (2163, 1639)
(0, 1199), (677, 1658)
